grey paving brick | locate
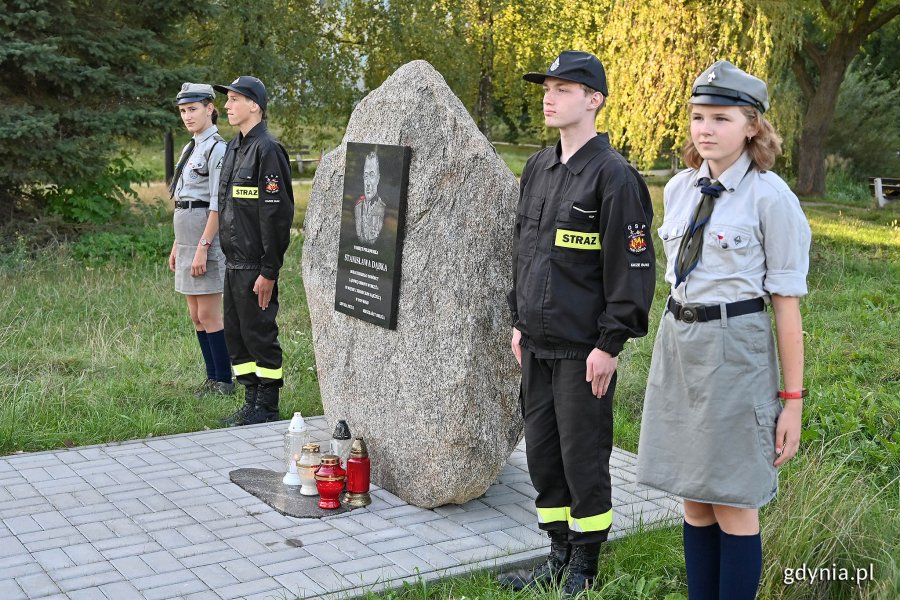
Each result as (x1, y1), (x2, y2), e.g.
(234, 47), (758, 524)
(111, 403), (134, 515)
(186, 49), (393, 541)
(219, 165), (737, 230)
(66, 588), (107, 600)
(20, 526), (87, 553)
(63, 542), (105, 565)
(480, 529), (535, 554)
(130, 568), (196, 591)
(329, 554), (392, 576)
(328, 515), (369, 536)
(191, 564), (239, 587)
(0, 498), (53, 518)
(496, 501), (537, 525)
(433, 535), (488, 555)
(141, 549), (185, 574)
(111, 555), (156, 579)
(148, 527), (193, 550)
(404, 522), (451, 544)
(463, 515), (521, 534)
(4, 515), (41, 536)
(304, 565), (353, 592)
(259, 553), (320, 576)
(221, 557), (269, 582)
(383, 549), (430, 575)
(103, 517), (144, 537)
(303, 541), (350, 564)
(369, 488), (406, 507)
(2, 556), (43, 579)
(450, 543), (504, 564)
(329, 536), (377, 560)
(32, 548), (75, 570)
(502, 524), (548, 547)
(170, 540), (231, 560)
(214, 519), (272, 540)
(0, 577), (26, 600)
(0, 537), (30, 560)
(180, 547), (244, 569)
(216, 578), (284, 600)
(273, 570), (326, 597)
(142, 577), (211, 600)
(73, 522), (117, 544)
(63, 505), (123, 527)
(253, 509), (298, 530)
(15, 572), (61, 598)
(408, 544), (458, 569)
(56, 568), (124, 593)
(425, 518), (475, 540)
(345, 564), (407, 587)
(183, 592), (222, 600)
(369, 535), (424, 555)
(46, 492), (81, 511)
(99, 539), (163, 561)
(32, 511), (70, 530)
(98, 581), (142, 599)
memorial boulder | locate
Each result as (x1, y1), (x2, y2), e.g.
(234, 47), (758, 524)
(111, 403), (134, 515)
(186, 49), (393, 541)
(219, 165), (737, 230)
(302, 60), (521, 508)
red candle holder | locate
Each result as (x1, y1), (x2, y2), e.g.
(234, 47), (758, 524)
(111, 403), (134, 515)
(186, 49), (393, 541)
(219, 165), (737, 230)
(314, 455), (346, 509)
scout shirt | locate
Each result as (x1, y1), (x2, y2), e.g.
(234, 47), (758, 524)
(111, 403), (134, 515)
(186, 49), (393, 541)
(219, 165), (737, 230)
(660, 151), (811, 305)
(174, 125), (226, 210)
(217, 121), (294, 281)
(508, 133), (656, 359)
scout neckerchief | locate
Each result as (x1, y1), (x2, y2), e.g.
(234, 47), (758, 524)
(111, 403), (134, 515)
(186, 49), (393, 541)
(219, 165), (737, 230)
(673, 177), (726, 287)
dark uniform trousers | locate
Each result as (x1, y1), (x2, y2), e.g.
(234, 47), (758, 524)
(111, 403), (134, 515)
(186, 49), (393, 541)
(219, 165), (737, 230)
(521, 348), (615, 545)
(224, 269), (283, 388)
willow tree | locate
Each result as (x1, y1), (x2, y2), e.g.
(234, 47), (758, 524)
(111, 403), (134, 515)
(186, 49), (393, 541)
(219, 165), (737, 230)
(490, 0), (780, 167)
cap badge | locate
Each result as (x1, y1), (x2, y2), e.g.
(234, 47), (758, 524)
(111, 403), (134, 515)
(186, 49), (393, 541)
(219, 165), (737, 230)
(707, 70), (717, 84)
(181, 82), (191, 92)
(550, 57), (560, 72)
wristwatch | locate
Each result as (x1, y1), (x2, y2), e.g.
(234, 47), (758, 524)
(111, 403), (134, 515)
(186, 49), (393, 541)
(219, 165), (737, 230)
(198, 238), (210, 248)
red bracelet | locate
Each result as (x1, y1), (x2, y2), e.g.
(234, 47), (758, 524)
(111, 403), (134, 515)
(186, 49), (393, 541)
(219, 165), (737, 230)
(778, 388), (808, 399)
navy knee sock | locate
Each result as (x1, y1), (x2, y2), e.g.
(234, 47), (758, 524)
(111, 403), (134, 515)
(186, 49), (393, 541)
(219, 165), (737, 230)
(719, 530), (762, 600)
(206, 329), (232, 384)
(196, 330), (215, 380)
(683, 521), (720, 600)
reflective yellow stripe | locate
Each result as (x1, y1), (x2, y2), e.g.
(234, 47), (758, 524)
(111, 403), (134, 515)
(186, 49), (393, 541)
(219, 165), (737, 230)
(233, 361), (256, 376)
(536, 506), (569, 524)
(555, 229), (601, 250)
(233, 186), (258, 199)
(256, 366), (283, 380)
(568, 510), (613, 533)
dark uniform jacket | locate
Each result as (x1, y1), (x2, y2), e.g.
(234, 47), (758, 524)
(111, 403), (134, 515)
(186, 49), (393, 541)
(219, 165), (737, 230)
(508, 134), (656, 358)
(218, 121), (294, 280)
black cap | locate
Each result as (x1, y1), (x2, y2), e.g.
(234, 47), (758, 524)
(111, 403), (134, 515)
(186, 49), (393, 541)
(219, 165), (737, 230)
(213, 76), (267, 111)
(523, 51), (608, 96)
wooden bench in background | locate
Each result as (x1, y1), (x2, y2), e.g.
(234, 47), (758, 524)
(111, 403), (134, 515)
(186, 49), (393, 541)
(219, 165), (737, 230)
(286, 145), (323, 173)
(868, 177), (900, 208)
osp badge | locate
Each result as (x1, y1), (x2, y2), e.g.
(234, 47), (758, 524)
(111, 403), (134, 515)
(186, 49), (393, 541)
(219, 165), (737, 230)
(264, 174), (280, 194)
(625, 222), (648, 254)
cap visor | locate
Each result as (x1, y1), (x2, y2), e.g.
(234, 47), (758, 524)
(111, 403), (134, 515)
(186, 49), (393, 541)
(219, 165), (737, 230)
(176, 95), (210, 105)
(689, 94), (750, 107)
(213, 84), (238, 95)
(523, 72), (547, 84)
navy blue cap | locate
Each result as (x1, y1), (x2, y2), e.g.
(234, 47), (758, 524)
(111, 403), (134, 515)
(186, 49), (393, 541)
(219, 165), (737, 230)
(523, 51), (608, 96)
(214, 76), (267, 111)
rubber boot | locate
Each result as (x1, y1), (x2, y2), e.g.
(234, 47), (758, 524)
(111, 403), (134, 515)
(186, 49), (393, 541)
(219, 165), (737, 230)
(561, 542), (602, 597)
(496, 532), (571, 591)
(242, 385), (280, 425)
(221, 384), (257, 426)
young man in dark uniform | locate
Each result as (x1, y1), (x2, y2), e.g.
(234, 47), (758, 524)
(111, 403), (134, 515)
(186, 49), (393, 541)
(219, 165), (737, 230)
(213, 76), (294, 426)
(498, 51), (656, 595)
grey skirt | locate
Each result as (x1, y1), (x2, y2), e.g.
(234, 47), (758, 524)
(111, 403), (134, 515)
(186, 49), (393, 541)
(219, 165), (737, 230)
(173, 207), (225, 295)
(636, 307), (782, 508)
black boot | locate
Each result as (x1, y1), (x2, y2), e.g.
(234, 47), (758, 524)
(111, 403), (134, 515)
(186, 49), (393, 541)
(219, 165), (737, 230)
(561, 542), (602, 597)
(221, 385), (257, 426)
(242, 385), (280, 425)
(496, 532), (571, 590)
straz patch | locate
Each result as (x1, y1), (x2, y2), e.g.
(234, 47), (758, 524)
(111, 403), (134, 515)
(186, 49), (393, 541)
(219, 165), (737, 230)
(625, 222), (648, 255)
(555, 229), (601, 250)
(264, 174), (280, 194)
(232, 186), (258, 199)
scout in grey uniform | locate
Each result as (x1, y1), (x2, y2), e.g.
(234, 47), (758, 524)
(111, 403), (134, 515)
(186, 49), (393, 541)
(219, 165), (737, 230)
(167, 82), (233, 397)
(636, 62), (810, 599)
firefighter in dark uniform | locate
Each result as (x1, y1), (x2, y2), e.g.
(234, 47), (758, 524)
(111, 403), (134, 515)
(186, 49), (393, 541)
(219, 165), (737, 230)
(497, 51), (656, 595)
(212, 76), (294, 426)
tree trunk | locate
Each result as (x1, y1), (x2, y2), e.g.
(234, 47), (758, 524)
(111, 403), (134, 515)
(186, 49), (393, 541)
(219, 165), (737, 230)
(474, 1), (494, 138)
(794, 63), (846, 196)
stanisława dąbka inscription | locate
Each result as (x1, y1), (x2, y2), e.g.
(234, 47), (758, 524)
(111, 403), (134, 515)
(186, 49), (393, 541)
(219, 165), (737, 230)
(334, 142), (411, 329)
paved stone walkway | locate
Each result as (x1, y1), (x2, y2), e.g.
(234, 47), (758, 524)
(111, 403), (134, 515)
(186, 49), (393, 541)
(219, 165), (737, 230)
(0, 417), (681, 600)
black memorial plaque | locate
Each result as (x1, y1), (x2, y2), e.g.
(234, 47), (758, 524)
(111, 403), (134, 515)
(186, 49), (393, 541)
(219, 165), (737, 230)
(334, 142), (410, 329)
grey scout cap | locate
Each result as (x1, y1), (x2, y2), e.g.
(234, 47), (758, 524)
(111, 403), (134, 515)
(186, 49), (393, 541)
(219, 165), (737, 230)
(175, 82), (215, 105)
(524, 50), (608, 96)
(690, 60), (769, 113)
(214, 76), (267, 111)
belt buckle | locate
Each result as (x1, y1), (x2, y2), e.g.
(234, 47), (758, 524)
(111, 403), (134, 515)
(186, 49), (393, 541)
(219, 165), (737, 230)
(680, 306), (697, 323)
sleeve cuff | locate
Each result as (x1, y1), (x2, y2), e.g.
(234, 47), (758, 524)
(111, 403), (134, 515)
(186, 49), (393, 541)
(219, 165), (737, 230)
(595, 336), (624, 358)
(764, 270), (808, 297)
(260, 267), (279, 280)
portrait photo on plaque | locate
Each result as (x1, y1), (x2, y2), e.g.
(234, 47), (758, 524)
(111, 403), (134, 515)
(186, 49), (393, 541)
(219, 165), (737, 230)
(334, 142), (411, 330)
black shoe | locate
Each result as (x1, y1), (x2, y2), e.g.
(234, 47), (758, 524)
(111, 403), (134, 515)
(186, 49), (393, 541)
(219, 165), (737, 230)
(194, 379), (216, 398)
(211, 381), (235, 395)
(497, 533), (570, 591)
(241, 386), (280, 425)
(221, 385), (257, 426)
(561, 543), (602, 597)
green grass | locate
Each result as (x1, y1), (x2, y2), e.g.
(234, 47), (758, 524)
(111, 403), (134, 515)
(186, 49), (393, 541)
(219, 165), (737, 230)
(2, 150), (899, 598)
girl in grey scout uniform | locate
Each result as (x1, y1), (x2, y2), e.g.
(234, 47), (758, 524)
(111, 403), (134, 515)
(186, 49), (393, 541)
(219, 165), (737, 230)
(167, 83), (233, 397)
(637, 61), (810, 599)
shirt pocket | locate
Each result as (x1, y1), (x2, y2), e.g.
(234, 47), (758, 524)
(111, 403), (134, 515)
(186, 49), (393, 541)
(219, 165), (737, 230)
(516, 194), (543, 257)
(657, 220), (687, 262)
(551, 218), (601, 263)
(703, 225), (757, 273)
(231, 167), (258, 206)
(191, 158), (209, 177)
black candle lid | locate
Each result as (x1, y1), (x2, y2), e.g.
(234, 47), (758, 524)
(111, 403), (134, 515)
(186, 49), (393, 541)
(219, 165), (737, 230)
(332, 419), (351, 439)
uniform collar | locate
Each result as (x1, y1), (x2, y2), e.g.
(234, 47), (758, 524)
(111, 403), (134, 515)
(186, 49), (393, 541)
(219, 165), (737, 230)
(237, 120), (267, 147)
(693, 151), (753, 192)
(545, 133), (611, 174)
(193, 125), (218, 143)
